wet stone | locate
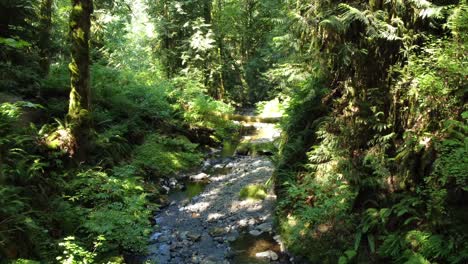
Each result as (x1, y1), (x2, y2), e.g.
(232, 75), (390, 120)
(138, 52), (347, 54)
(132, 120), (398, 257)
(147, 118), (285, 264)
(209, 227), (226, 237)
(256, 250), (279, 261)
(249, 229), (263, 236)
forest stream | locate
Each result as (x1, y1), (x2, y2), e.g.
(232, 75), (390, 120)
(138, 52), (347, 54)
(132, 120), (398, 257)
(146, 114), (290, 264)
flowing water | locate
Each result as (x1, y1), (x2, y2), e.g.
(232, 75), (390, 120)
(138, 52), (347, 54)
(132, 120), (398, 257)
(146, 114), (289, 264)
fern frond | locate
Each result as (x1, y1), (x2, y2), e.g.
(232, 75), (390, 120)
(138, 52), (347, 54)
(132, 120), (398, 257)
(320, 15), (345, 33)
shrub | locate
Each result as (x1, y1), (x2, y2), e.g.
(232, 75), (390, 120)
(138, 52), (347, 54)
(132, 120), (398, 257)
(132, 134), (203, 177)
(67, 166), (153, 254)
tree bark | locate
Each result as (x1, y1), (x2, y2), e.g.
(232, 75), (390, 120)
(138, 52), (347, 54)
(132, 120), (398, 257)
(38, 0), (53, 77)
(67, 0), (93, 160)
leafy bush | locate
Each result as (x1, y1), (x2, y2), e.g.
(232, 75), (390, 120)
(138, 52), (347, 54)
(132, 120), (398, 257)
(0, 101), (62, 259)
(67, 166), (153, 254)
(275, 2), (468, 263)
(132, 134), (203, 177)
(169, 71), (235, 139)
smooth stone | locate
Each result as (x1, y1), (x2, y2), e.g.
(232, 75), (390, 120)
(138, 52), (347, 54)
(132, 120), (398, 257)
(150, 232), (163, 241)
(256, 222), (273, 232)
(190, 173), (209, 181)
(249, 229), (263, 236)
(213, 164), (224, 169)
(255, 250), (278, 261)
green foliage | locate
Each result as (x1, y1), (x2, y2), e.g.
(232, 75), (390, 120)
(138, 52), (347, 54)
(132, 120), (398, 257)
(0, 101), (60, 258)
(67, 167), (153, 254)
(170, 71), (235, 138)
(275, 0), (468, 263)
(239, 184), (267, 200)
(132, 134), (203, 177)
(56, 236), (98, 264)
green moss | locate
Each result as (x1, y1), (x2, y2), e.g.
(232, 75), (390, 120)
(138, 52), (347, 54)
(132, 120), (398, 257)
(239, 184), (267, 200)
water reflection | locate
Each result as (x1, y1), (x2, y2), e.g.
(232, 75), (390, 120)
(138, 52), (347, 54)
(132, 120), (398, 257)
(169, 180), (208, 201)
(230, 232), (283, 264)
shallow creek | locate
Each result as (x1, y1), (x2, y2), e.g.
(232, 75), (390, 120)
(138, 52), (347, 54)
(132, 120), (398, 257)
(146, 118), (290, 264)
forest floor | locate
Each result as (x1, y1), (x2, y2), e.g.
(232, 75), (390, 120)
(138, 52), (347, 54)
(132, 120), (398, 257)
(146, 117), (291, 264)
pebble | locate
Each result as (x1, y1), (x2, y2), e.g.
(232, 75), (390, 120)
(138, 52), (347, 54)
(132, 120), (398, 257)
(146, 122), (284, 263)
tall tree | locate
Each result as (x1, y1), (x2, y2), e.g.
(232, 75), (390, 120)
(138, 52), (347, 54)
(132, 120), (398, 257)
(38, 0), (53, 77)
(67, 0), (93, 159)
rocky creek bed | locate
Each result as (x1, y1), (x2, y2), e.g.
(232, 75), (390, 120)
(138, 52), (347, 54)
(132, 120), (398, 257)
(146, 121), (292, 264)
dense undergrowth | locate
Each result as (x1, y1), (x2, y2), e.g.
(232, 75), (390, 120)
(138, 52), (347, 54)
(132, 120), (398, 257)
(0, 1), (234, 259)
(1, 0), (467, 263)
(0, 60), (233, 262)
(274, 1), (468, 263)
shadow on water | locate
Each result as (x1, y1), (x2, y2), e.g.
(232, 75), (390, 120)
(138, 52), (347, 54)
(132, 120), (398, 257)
(221, 122), (258, 158)
(169, 180), (209, 201)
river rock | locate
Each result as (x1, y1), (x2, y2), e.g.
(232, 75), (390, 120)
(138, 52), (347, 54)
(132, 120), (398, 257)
(191, 255), (202, 263)
(162, 185), (170, 194)
(190, 173), (209, 181)
(187, 232), (201, 242)
(255, 250), (278, 261)
(169, 178), (177, 187)
(249, 229), (263, 236)
(213, 163), (225, 170)
(158, 235), (169, 243)
(256, 222), (273, 233)
(150, 232), (162, 241)
(158, 244), (170, 256)
(214, 236), (224, 243)
(209, 227), (226, 237)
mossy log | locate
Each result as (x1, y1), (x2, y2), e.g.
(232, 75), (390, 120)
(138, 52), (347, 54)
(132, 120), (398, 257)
(218, 113), (281, 123)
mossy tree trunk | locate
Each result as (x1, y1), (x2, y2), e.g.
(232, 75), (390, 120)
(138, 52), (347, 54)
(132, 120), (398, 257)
(67, 0), (93, 160)
(38, 0), (53, 77)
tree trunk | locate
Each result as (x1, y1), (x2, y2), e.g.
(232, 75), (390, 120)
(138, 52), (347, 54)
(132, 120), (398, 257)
(67, 0), (93, 160)
(38, 0), (53, 77)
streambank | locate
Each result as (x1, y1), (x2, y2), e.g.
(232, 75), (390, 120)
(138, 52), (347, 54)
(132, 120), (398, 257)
(146, 121), (292, 264)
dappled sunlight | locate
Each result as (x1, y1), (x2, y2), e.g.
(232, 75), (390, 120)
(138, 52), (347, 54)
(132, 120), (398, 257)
(243, 122), (281, 142)
(207, 213), (225, 221)
(183, 201), (211, 213)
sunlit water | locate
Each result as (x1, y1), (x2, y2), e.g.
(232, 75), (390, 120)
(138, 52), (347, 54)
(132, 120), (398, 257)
(230, 232), (285, 264)
(151, 114), (286, 263)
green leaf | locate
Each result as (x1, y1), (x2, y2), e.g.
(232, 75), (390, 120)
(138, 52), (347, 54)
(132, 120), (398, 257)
(354, 231), (362, 251)
(368, 234), (376, 253)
